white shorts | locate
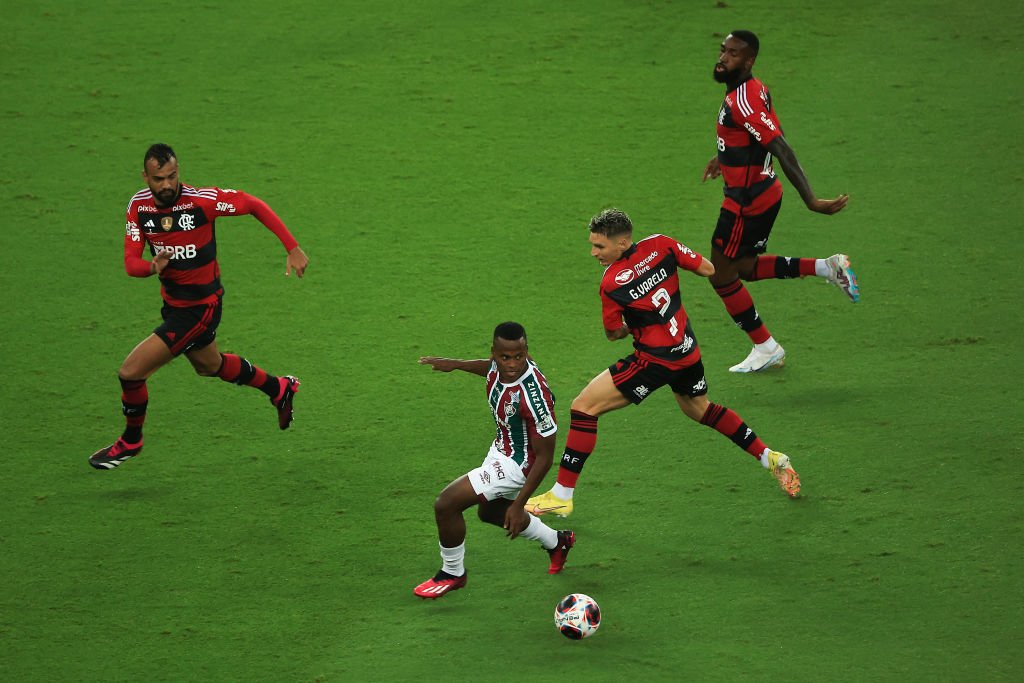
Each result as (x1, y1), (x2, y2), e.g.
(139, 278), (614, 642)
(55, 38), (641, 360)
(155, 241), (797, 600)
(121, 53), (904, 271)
(467, 445), (527, 502)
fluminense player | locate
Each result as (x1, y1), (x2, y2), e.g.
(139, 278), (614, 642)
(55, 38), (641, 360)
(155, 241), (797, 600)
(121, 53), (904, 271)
(89, 143), (308, 470)
(703, 29), (860, 373)
(526, 209), (799, 518)
(414, 322), (575, 600)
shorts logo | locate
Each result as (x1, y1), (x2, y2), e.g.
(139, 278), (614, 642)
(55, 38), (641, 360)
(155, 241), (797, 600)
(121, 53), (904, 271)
(160, 216), (174, 231)
(615, 269), (635, 285)
(480, 471), (491, 485)
(693, 378), (706, 392)
(491, 460), (506, 480)
(633, 385), (649, 399)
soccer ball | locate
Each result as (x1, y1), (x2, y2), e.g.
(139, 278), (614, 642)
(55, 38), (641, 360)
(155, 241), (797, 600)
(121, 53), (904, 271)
(554, 593), (601, 639)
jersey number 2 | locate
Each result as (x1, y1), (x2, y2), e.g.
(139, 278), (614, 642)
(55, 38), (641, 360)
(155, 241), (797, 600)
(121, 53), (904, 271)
(651, 288), (679, 336)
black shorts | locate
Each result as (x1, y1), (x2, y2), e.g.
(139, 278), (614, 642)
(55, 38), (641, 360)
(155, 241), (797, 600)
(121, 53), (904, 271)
(609, 354), (709, 404)
(154, 298), (222, 356)
(712, 200), (782, 259)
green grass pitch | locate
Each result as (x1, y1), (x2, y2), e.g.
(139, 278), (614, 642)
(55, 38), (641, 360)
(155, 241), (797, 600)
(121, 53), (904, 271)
(1, 1), (1021, 680)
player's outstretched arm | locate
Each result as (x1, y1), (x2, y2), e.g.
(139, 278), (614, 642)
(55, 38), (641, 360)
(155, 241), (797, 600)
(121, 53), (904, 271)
(286, 246), (308, 277)
(767, 136), (849, 215)
(418, 357), (490, 376)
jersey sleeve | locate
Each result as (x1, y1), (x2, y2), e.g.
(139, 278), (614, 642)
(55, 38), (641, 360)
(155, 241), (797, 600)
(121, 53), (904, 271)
(123, 203), (152, 277)
(217, 189), (299, 252)
(522, 368), (557, 438)
(732, 81), (783, 147)
(669, 238), (704, 273)
(600, 284), (625, 332)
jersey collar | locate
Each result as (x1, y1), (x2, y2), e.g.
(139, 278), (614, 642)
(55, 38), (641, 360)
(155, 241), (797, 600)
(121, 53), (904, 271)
(726, 73), (755, 94)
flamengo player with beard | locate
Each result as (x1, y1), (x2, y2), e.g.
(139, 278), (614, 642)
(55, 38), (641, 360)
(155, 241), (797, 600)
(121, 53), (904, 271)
(89, 143), (309, 470)
(704, 30), (861, 373)
(526, 208), (799, 519)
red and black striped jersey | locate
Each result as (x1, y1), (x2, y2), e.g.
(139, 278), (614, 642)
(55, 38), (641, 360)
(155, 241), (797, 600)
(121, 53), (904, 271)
(123, 184), (298, 307)
(485, 359), (557, 475)
(599, 234), (705, 368)
(716, 76), (784, 216)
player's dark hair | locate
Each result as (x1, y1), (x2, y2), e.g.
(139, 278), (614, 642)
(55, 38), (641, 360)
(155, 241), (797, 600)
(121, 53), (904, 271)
(589, 208), (633, 238)
(144, 143), (176, 169)
(494, 321), (527, 343)
(730, 30), (759, 55)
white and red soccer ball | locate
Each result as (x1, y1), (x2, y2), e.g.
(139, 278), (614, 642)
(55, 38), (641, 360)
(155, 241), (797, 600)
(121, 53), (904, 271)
(554, 593), (601, 639)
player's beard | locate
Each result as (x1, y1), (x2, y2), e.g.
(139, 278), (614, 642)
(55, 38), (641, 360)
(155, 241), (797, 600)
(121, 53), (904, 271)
(154, 184), (180, 208)
(713, 64), (741, 84)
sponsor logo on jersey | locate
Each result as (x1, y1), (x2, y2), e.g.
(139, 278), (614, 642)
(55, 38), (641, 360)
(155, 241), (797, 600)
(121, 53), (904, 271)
(126, 221), (140, 241)
(615, 268), (635, 285)
(144, 219), (155, 228)
(160, 216), (173, 231)
(216, 202), (236, 213)
(171, 202), (195, 211)
(676, 243), (695, 258)
(759, 111), (776, 131)
(152, 243), (197, 260)
(631, 250), (659, 276)
(718, 105), (727, 125)
(743, 121), (762, 142)
(525, 377), (554, 432)
(670, 334), (694, 354)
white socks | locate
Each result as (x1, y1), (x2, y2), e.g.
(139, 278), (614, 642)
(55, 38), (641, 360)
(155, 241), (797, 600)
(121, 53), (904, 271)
(519, 514), (559, 550)
(814, 259), (830, 277)
(758, 448), (772, 469)
(439, 542), (466, 577)
(755, 336), (781, 353)
(552, 483), (574, 500)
